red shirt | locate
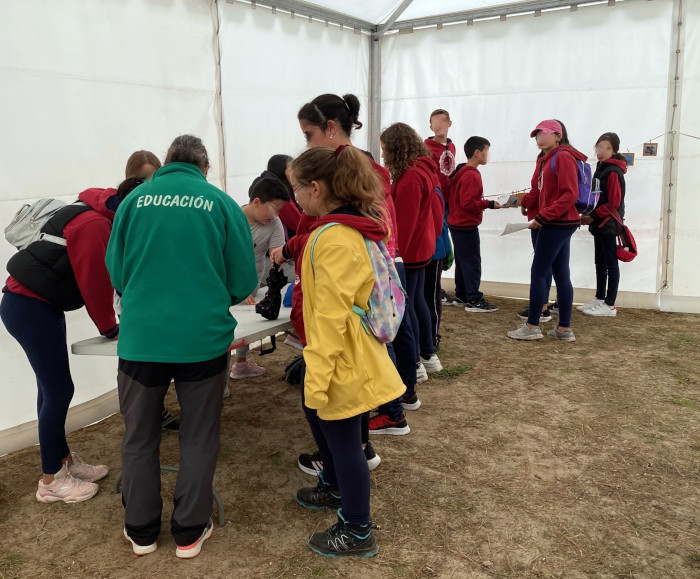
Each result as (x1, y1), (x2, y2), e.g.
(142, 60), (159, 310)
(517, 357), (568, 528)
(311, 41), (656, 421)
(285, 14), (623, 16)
(424, 137), (456, 206)
(533, 146), (586, 227)
(5, 188), (120, 338)
(447, 165), (490, 230)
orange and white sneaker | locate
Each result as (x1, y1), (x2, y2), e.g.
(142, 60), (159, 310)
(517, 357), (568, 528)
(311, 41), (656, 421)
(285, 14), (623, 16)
(36, 464), (99, 504)
(67, 452), (109, 483)
(175, 519), (214, 559)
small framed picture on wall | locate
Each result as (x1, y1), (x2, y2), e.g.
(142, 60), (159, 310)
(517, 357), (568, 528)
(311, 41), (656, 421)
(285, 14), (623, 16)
(643, 143), (658, 156)
(622, 152), (635, 166)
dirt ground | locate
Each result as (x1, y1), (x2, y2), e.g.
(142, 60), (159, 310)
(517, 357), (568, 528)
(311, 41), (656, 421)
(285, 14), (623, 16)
(1, 298), (699, 579)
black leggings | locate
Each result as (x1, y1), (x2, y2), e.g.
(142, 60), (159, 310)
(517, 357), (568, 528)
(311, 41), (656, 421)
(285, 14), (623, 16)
(300, 362), (370, 525)
(593, 235), (620, 306)
(0, 291), (74, 475)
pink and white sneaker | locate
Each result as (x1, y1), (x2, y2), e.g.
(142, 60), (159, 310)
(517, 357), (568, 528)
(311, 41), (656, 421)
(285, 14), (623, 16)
(67, 452), (109, 483)
(229, 360), (266, 380)
(583, 303), (617, 317)
(36, 464), (99, 504)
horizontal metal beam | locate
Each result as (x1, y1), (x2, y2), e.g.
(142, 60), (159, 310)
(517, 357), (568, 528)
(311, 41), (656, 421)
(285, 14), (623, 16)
(228, 0), (375, 31)
(389, 0), (586, 31)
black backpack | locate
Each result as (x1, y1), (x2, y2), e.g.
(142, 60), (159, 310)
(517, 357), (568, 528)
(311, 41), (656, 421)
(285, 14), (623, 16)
(6, 202), (93, 310)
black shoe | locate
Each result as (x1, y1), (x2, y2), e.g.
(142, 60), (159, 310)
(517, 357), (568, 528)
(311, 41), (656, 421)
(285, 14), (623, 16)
(307, 511), (379, 558)
(298, 446), (381, 477)
(441, 291), (456, 305)
(518, 306), (552, 323)
(401, 392), (421, 411)
(161, 410), (180, 431)
(464, 298), (498, 313)
(296, 474), (342, 510)
(298, 451), (324, 477)
(549, 302), (559, 314)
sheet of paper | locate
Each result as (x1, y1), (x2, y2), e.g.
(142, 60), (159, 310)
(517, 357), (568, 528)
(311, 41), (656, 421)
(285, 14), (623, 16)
(497, 192), (512, 206)
(500, 222), (531, 236)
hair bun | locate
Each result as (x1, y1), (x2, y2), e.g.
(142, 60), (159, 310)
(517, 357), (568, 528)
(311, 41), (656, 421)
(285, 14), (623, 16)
(342, 94), (362, 130)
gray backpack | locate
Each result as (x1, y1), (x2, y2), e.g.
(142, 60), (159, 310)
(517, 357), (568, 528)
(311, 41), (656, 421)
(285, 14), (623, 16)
(4, 199), (87, 250)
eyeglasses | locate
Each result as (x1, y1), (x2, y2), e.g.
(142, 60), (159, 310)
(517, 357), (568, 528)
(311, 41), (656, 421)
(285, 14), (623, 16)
(292, 183), (309, 193)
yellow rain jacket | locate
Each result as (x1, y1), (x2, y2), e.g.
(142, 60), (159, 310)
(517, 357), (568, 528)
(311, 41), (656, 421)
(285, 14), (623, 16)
(301, 223), (405, 420)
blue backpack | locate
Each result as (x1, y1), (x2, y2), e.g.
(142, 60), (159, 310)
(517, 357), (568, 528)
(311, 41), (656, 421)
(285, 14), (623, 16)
(550, 151), (599, 215)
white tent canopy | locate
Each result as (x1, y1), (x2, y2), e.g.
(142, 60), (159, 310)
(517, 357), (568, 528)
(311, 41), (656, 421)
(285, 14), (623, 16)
(1, 0), (697, 454)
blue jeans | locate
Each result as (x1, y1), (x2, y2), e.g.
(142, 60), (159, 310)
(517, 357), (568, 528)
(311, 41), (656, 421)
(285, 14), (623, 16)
(0, 290), (74, 474)
(528, 227), (576, 328)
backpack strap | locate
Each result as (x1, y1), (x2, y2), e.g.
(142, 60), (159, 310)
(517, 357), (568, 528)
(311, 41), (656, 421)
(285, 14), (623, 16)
(309, 222), (342, 272)
(41, 202), (91, 238)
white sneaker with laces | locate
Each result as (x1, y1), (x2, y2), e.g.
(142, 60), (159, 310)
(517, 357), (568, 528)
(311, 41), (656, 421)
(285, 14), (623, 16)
(416, 363), (428, 383)
(67, 452), (109, 483)
(176, 519), (214, 559)
(420, 354), (443, 373)
(36, 464), (99, 504)
(576, 298), (603, 312)
(583, 302), (617, 317)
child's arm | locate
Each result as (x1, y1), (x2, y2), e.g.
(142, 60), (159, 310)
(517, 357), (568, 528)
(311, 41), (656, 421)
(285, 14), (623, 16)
(456, 172), (491, 214)
(303, 239), (364, 411)
(222, 198), (258, 305)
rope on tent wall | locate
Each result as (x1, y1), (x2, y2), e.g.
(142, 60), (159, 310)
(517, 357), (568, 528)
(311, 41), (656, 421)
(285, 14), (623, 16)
(212, 0), (228, 192)
(659, 0), (683, 293)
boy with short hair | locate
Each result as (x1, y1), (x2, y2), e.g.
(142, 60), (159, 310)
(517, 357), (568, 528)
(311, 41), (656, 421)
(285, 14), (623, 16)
(447, 136), (501, 312)
(424, 109), (458, 331)
(424, 109), (456, 204)
(230, 172), (290, 380)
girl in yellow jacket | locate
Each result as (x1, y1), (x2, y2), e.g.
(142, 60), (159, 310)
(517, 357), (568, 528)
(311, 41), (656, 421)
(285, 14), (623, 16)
(290, 145), (405, 557)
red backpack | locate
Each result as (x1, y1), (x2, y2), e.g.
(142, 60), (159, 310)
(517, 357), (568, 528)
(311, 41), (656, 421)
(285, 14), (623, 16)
(609, 209), (637, 262)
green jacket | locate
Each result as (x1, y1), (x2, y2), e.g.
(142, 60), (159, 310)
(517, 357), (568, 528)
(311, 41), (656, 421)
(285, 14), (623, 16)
(106, 162), (257, 363)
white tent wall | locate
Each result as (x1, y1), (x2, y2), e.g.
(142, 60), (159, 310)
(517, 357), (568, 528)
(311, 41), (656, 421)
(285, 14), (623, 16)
(381, 0), (680, 309)
(219, 1), (370, 205)
(0, 0), (222, 455)
(665, 0), (700, 312)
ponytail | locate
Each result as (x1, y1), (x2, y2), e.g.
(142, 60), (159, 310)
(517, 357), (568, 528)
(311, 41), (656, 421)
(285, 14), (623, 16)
(291, 147), (386, 224)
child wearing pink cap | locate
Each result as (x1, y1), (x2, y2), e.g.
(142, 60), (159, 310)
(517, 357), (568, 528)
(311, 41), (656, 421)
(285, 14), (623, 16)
(508, 120), (585, 342)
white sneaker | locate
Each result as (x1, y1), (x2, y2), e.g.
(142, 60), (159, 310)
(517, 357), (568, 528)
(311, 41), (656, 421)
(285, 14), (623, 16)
(576, 298), (603, 312)
(67, 452), (109, 483)
(123, 529), (158, 556)
(420, 354), (443, 373)
(36, 464), (99, 504)
(583, 303), (617, 317)
(175, 519), (214, 559)
(223, 385), (231, 399)
(416, 363), (428, 384)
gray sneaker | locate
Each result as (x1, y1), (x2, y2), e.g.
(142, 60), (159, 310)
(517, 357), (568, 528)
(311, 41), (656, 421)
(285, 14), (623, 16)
(547, 328), (576, 342)
(507, 323), (543, 341)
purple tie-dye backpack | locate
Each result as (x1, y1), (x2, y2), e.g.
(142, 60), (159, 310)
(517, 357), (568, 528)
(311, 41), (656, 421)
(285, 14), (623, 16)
(310, 222), (407, 344)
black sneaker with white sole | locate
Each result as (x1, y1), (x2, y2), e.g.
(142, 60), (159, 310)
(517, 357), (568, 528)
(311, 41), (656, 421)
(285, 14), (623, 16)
(298, 443), (381, 477)
(518, 306), (552, 323)
(307, 510), (378, 558)
(464, 298), (498, 312)
(296, 473), (342, 510)
(401, 392), (421, 411)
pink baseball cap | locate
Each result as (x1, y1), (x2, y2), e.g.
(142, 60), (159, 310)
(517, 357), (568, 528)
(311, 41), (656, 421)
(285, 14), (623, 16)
(530, 119), (563, 138)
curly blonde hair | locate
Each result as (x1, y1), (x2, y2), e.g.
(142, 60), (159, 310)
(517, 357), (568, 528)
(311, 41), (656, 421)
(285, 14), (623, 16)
(380, 123), (431, 182)
(291, 147), (387, 224)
